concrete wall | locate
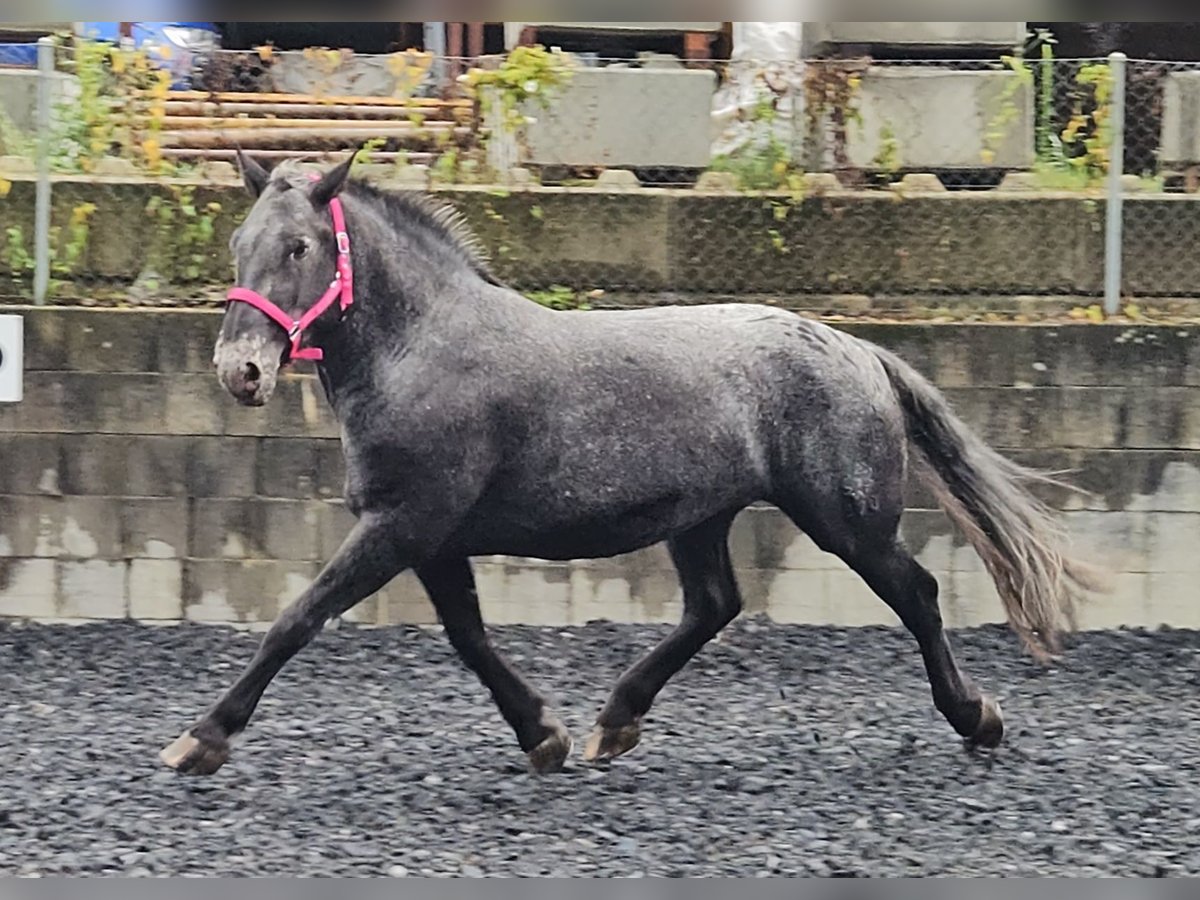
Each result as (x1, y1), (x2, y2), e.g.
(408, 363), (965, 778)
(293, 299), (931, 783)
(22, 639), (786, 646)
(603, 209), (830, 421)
(838, 68), (1034, 171)
(0, 70), (79, 134)
(2, 308), (1200, 632)
(5, 179), (1200, 301)
(523, 68), (718, 169)
(1159, 71), (1200, 167)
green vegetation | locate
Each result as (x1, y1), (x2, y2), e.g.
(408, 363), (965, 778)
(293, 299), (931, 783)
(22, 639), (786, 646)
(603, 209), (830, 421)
(525, 284), (593, 310)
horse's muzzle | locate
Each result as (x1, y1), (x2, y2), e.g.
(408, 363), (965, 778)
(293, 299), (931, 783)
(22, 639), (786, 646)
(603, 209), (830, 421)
(214, 334), (282, 407)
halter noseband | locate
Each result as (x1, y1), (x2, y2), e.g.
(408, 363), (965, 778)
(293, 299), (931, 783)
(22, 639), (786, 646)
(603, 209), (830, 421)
(225, 175), (354, 364)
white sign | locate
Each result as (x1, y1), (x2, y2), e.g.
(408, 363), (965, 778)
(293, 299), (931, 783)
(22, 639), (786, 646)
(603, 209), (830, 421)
(0, 314), (23, 403)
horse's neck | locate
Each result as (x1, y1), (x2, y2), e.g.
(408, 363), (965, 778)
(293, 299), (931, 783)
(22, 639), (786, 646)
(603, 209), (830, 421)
(314, 276), (531, 418)
(310, 273), (450, 410)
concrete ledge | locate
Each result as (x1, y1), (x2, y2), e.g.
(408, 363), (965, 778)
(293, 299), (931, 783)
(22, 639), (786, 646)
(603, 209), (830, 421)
(6, 180), (1200, 299)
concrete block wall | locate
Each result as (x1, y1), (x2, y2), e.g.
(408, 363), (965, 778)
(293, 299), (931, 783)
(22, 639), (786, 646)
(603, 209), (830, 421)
(1159, 71), (1200, 167)
(838, 68), (1034, 171)
(2, 308), (1200, 631)
(11, 181), (1200, 301)
(522, 67), (719, 169)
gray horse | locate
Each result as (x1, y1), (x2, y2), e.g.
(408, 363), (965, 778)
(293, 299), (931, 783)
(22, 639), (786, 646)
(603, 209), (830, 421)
(161, 153), (1102, 777)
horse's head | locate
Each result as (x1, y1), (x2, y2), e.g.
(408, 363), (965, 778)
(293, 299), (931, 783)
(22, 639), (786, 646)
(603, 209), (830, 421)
(214, 151), (355, 406)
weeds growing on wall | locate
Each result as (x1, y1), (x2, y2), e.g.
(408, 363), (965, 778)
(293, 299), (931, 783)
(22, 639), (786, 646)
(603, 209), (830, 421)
(710, 82), (807, 193)
(1061, 60), (1115, 180)
(1, 202), (96, 298)
(984, 30), (1128, 189)
(460, 44), (575, 177)
(52, 35), (178, 175)
(145, 186), (222, 281)
(462, 45), (575, 135)
(2, 226), (33, 290)
(525, 284), (599, 310)
(53, 202), (96, 278)
(802, 60), (867, 181)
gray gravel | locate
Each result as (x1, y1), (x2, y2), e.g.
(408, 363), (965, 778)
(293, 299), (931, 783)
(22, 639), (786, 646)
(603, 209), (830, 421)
(1, 617), (1199, 877)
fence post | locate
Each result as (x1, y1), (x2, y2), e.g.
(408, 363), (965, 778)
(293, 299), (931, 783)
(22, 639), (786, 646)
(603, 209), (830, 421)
(32, 35), (54, 306)
(1103, 51), (1128, 318)
(424, 22), (447, 95)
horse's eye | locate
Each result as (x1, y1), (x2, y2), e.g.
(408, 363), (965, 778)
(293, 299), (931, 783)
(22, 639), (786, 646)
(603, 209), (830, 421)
(289, 242), (309, 261)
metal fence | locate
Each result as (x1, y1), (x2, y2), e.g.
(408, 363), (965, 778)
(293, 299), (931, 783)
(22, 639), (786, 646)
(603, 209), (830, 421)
(4, 37), (1200, 317)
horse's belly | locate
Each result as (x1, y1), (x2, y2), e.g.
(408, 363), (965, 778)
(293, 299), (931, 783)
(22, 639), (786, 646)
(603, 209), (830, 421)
(471, 530), (664, 562)
(452, 489), (724, 561)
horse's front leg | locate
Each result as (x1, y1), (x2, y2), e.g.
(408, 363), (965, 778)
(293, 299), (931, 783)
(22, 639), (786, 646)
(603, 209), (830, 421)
(416, 558), (572, 774)
(160, 513), (408, 775)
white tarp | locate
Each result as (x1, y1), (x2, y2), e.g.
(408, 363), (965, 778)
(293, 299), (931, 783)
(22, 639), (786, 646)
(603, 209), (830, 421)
(730, 21), (804, 62)
(711, 22), (806, 159)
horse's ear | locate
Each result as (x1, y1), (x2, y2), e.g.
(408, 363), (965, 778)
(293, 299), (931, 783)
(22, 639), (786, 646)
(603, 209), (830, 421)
(236, 146), (270, 198)
(310, 151), (356, 210)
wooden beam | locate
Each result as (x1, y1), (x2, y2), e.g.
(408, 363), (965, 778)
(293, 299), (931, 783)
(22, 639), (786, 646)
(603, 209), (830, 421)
(447, 22), (464, 80)
(148, 91), (470, 108)
(467, 22), (485, 60)
(683, 31), (713, 61)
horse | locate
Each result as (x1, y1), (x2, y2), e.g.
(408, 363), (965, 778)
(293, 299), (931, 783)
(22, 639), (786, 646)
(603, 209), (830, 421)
(160, 151), (1103, 777)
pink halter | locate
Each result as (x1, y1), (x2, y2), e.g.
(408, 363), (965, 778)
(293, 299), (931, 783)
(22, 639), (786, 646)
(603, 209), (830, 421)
(226, 179), (354, 364)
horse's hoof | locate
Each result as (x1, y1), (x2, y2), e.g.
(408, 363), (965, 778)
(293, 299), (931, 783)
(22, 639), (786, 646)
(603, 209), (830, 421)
(159, 729), (230, 776)
(526, 720), (573, 774)
(582, 722), (641, 763)
(964, 696), (1004, 750)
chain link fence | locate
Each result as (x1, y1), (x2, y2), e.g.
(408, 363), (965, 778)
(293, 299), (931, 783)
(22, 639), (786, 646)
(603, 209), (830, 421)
(1, 34), (1197, 317)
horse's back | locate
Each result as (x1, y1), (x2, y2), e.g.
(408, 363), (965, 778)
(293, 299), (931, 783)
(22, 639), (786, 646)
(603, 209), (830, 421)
(541, 300), (909, 501)
(534, 302), (896, 425)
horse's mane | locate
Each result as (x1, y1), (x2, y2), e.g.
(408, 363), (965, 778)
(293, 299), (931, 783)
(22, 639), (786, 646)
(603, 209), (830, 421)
(268, 159), (500, 285)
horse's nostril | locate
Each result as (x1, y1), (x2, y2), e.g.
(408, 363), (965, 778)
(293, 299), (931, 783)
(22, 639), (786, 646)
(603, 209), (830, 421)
(244, 361), (261, 385)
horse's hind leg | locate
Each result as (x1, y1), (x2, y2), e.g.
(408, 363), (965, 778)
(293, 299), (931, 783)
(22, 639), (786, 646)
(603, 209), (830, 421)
(416, 558), (573, 774)
(835, 537), (1003, 749)
(584, 513), (742, 762)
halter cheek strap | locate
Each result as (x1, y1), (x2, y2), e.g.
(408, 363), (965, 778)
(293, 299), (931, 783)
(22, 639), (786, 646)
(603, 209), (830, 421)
(225, 181), (354, 364)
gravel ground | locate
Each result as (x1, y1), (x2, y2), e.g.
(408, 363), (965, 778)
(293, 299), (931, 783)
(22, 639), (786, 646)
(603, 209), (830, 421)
(1, 618), (1199, 877)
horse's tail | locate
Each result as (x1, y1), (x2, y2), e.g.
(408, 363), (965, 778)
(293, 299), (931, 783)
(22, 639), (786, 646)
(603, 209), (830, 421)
(871, 345), (1107, 660)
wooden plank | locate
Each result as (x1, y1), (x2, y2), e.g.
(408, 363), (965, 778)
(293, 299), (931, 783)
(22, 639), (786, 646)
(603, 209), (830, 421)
(146, 117), (464, 131)
(154, 126), (476, 149)
(161, 148), (437, 163)
(151, 91), (471, 108)
(153, 101), (465, 120)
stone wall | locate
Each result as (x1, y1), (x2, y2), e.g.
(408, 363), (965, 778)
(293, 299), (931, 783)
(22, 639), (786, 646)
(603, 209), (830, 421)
(4, 178), (1200, 301)
(2, 307), (1199, 631)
